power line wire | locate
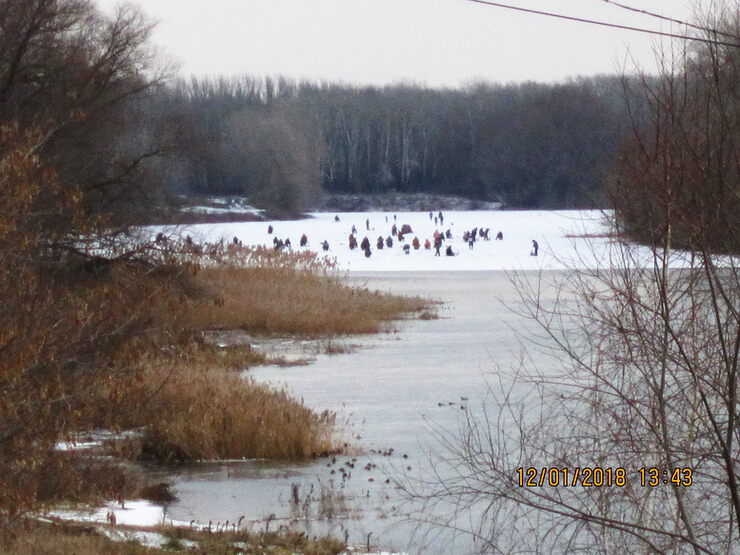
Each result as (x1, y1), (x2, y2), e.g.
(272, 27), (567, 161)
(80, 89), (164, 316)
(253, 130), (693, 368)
(596, 0), (739, 41)
(464, 0), (740, 49)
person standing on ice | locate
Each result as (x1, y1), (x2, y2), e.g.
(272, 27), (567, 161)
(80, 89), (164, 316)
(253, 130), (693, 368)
(531, 239), (539, 256)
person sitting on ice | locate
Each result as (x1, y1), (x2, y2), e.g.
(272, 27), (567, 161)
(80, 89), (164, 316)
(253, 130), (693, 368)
(377, 236), (384, 249)
(445, 245), (455, 256)
(348, 234), (357, 249)
(360, 236), (370, 251)
(334, 215), (340, 222)
(386, 235), (393, 248)
(445, 229), (452, 239)
(300, 233), (308, 247)
(322, 240), (330, 251)
(363, 246), (372, 257)
(412, 237), (420, 250)
(267, 225), (273, 234)
(531, 239), (539, 256)
(496, 231), (503, 240)
(424, 239), (431, 249)
(403, 244), (411, 254)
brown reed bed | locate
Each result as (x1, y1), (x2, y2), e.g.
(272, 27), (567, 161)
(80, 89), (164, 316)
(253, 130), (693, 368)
(133, 363), (338, 462)
(184, 264), (429, 337)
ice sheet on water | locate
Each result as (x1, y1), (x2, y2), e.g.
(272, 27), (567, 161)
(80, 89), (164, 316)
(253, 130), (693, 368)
(148, 209), (619, 272)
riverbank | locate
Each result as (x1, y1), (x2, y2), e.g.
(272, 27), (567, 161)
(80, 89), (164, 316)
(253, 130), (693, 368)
(15, 245), (432, 553)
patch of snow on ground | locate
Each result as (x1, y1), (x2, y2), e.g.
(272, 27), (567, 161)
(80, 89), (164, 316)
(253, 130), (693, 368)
(49, 500), (171, 528)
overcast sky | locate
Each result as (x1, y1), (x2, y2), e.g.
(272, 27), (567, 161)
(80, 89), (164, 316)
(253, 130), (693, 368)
(96, 0), (699, 88)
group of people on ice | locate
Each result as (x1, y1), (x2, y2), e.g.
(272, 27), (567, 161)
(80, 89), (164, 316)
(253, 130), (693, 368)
(261, 213), (540, 259)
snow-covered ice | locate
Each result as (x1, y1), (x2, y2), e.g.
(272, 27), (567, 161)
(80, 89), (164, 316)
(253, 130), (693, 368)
(171, 209), (621, 272)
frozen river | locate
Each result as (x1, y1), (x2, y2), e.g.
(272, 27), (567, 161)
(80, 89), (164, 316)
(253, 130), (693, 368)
(159, 270), (564, 554)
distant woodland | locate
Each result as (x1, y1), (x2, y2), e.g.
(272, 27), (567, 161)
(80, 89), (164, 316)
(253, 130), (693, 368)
(150, 76), (637, 214)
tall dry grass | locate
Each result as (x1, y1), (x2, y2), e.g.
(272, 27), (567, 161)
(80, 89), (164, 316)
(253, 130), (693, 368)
(185, 264), (428, 336)
(64, 245), (430, 466)
(133, 364), (337, 462)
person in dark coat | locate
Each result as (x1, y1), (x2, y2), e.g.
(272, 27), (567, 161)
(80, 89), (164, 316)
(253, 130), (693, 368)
(445, 229), (452, 239)
(349, 234), (357, 249)
(267, 225), (273, 234)
(322, 240), (330, 251)
(363, 246), (372, 257)
(360, 236), (370, 251)
(351, 224), (357, 234)
(300, 234), (308, 247)
(496, 231), (503, 240)
(438, 211), (444, 225)
(386, 235), (393, 248)
(334, 215), (340, 222)
(445, 245), (455, 256)
(377, 236), (384, 249)
(531, 239), (539, 256)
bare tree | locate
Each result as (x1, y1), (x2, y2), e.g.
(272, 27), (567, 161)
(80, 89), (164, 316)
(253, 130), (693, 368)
(405, 4), (740, 553)
(225, 102), (325, 216)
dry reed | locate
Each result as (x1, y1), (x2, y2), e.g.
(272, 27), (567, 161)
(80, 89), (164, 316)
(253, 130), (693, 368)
(134, 364), (337, 462)
(185, 264), (429, 336)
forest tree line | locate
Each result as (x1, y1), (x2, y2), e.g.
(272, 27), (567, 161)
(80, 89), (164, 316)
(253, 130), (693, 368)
(150, 76), (635, 215)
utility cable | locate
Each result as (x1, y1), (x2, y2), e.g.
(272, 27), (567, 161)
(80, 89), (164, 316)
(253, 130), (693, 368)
(464, 0), (740, 49)
(597, 0), (739, 41)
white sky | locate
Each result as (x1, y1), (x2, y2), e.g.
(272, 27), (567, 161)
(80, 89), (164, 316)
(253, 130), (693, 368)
(96, 0), (700, 88)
